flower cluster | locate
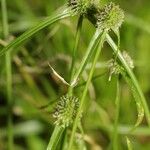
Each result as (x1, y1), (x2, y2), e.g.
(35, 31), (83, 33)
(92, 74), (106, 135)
(68, 1), (124, 31)
(108, 59), (124, 81)
(96, 2), (124, 30)
(108, 51), (134, 81)
(68, 0), (91, 16)
(122, 51), (134, 69)
(53, 95), (79, 128)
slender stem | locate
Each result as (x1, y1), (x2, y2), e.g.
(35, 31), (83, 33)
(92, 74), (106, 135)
(47, 16), (83, 150)
(106, 34), (150, 127)
(126, 137), (133, 150)
(61, 129), (67, 150)
(68, 30), (107, 150)
(112, 77), (120, 150)
(1, 0), (13, 149)
(1, 0), (9, 37)
(5, 52), (13, 150)
(68, 15), (83, 95)
(47, 126), (64, 150)
(71, 29), (102, 86)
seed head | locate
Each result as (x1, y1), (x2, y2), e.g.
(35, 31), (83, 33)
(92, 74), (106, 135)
(53, 95), (79, 128)
(96, 2), (124, 30)
(108, 59), (124, 81)
(122, 51), (134, 69)
(68, 0), (91, 15)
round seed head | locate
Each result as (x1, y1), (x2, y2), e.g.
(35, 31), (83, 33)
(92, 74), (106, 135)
(109, 60), (124, 75)
(96, 2), (124, 30)
(53, 95), (79, 128)
(68, 0), (91, 15)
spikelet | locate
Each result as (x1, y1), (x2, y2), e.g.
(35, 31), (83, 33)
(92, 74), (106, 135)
(53, 95), (79, 128)
(122, 51), (134, 69)
(96, 2), (124, 30)
(68, 0), (91, 16)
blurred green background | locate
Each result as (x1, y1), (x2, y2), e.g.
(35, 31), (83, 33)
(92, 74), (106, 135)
(0, 0), (150, 149)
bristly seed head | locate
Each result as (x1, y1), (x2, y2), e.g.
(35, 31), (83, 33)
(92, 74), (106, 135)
(53, 95), (79, 128)
(96, 2), (124, 30)
(68, 0), (91, 16)
(108, 59), (124, 81)
(122, 51), (134, 69)
(108, 51), (134, 81)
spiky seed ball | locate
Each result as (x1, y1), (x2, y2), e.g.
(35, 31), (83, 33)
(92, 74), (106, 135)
(68, 0), (78, 12)
(68, 0), (91, 15)
(96, 2), (124, 30)
(53, 95), (79, 128)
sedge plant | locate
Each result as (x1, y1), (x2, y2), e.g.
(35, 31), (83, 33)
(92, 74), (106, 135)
(1, 0), (150, 149)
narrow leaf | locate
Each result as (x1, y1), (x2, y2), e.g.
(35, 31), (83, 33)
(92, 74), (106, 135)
(47, 125), (64, 150)
(48, 63), (70, 86)
(0, 6), (71, 56)
(124, 76), (144, 130)
(106, 34), (150, 126)
(71, 29), (102, 86)
(112, 78), (120, 150)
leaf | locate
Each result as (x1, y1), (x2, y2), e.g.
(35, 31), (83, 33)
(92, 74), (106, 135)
(125, 76), (144, 130)
(0, 6), (71, 56)
(68, 30), (107, 150)
(106, 34), (150, 127)
(113, 28), (120, 62)
(112, 78), (120, 150)
(71, 29), (102, 86)
(47, 125), (64, 150)
(48, 63), (70, 86)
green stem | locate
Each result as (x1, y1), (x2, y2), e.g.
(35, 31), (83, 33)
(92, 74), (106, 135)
(71, 29), (102, 86)
(112, 77), (120, 150)
(47, 16), (83, 150)
(5, 52), (13, 150)
(0, 6), (72, 56)
(68, 30), (107, 150)
(106, 34), (150, 126)
(1, 0), (13, 149)
(126, 137), (133, 150)
(68, 15), (83, 95)
(47, 126), (64, 150)
(1, 0), (8, 37)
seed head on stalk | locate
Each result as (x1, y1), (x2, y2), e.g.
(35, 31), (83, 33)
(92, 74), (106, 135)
(68, 0), (96, 16)
(96, 2), (124, 31)
(53, 95), (79, 128)
(68, 0), (89, 15)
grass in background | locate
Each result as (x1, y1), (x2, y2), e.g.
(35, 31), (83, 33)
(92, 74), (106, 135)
(1, 0), (13, 149)
(0, 0), (150, 150)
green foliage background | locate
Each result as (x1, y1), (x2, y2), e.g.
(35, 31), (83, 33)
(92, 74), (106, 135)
(0, 0), (150, 149)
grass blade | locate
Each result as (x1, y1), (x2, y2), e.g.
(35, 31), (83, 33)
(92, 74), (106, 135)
(1, 0), (13, 149)
(106, 34), (150, 127)
(68, 30), (107, 150)
(0, 6), (71, 56)
(69, 15), (83, 94)
(124, 76), (144, 130)
(112, 77), (120, 150)
(71, 29), (102, 86)
(47, 126), (64, 150)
